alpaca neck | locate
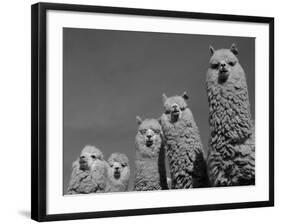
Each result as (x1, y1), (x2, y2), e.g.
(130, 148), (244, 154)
(207, 82), (253, 145)
(136, 147), (159, 161)
(107, 179), (127, 191)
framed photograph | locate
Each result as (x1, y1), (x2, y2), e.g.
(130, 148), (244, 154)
(31, 2), (274, 222)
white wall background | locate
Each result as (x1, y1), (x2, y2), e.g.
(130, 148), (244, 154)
(0, 0), (279, 223)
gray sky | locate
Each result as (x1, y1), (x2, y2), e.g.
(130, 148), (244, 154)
(63, 28), (255, 194)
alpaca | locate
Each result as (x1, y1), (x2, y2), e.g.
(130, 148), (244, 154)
(105, 153), (130, 192)
(67, 145), (108, 194)
(160, 92), (208, 189)
(206, 44), (255, 186)
(134, 116), (168, 191)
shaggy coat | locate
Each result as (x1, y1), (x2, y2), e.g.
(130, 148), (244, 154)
(134, 117), (168, 191)
(105, 153), (130, 192)
(67, 145), (107, 194)
(160, 93), (208, 189)
(206, 44), (255, 186)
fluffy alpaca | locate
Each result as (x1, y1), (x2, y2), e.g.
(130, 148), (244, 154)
(160, 92), (208, 189)
(206, 44), (255, 186)
(67, 145), (108, 194)
(134, 117), (168, 191)
(105, 153), (130, 192)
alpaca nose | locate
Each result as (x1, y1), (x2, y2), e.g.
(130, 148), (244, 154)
(220, 61), (226, 67)
(147, 134), (152, 139)
(115, 167), (120, 171)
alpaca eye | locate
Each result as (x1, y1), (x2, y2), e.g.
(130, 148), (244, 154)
(165, 110), (170, 114)
(154, 129), (160, 134)
(211, 63), (219, 69)
(91, 155), (96, 159)
(228, 61), (236, 66)
(140, 129), (147, 134)
(180, 107), (186, 111)
(121, 164), (126, 168)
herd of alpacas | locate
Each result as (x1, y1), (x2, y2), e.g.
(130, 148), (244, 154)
(67, 44), (255, 194)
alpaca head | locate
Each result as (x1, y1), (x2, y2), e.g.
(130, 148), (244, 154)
(162, 92), (190, 123)
(77, 145), (104, 171)
(135, 117), (163, 158)
(208, 43), (245, 85)
(207, 44), (252, 142)
(107, 153), (130, 185)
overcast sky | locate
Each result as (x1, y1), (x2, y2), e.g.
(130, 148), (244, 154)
(63, 28), (255, 194)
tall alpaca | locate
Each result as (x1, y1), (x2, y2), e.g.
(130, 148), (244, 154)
(67, 145), (108, 194)
(160, 92), (208, 189)
(134, 117), (168, 191)
(206, 44), (255, 186)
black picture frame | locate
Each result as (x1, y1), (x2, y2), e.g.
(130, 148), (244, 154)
(31, 2), (274, 222)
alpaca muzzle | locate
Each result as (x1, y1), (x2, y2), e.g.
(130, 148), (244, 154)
(114, 170), (121, 179)
(218, 70), (229, 83)
(145, 139), (154, 147)
(171, 109), (180, 122)
(79, 159), (88, 170)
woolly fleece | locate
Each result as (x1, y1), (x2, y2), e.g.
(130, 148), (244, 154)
(134, 117), (168, 191)
(67, 145), (107, 194)
(160, 94), (208, 189)
(206, 44), (255, 186)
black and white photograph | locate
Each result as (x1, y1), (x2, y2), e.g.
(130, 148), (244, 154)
(0, 0), (279, 223)
(63, 28), (255, 195)
(30, 2), (274, 222)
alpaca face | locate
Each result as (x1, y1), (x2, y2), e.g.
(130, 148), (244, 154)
(140, 127), (159, 147)
(162, 92), (189, 123)
(107, 153), (130, 184)
(78, 145), (103, 171)
(136, 118), (163, 158)
(208, 44), (244, 85)
(209, 50), (238, 83)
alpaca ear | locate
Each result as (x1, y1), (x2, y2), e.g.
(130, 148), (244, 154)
(136, 116), (142, 125)
(209, 45), (215, 55)
(98, 153), (104, 160)
(158, 117), (162, 125)
(182, 91), (189, 100)
(162, 93), (168, 104)
(230, 43), (238, 55)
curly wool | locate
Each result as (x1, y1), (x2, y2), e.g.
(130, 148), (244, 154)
(206, 47), (255, 186)
(160, 101), (208, 189)
(135, 160), (161, 191)
(134, 118), (168, 191)
(67, 145), (108, 194)
(67, 160), (107, 194)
